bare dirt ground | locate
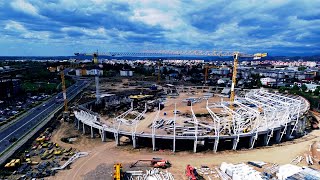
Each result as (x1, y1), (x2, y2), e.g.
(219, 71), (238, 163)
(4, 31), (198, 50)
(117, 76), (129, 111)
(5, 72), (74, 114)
(46, 120), (320, 180)
(100, 92), (227, 134)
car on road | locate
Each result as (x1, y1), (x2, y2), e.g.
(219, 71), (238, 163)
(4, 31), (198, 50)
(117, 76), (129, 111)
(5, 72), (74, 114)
(9, 137), (17, 142)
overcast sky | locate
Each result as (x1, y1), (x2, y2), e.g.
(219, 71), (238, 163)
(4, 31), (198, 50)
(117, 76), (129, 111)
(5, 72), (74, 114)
(0, 0), (319, 56)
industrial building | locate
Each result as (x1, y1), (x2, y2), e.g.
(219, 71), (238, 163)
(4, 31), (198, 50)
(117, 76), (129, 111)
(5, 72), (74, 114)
(0, 78), (21, 99)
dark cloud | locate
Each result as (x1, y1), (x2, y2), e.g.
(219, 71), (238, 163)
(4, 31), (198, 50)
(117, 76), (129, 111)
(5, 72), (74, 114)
(0, 0), (319, 56)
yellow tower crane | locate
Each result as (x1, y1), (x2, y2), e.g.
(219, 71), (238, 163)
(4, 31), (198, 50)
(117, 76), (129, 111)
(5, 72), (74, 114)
(48, 64), (86, 119)
(229, 52), (267, 108)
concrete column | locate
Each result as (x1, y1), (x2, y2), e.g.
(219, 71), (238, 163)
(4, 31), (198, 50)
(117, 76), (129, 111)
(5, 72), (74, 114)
(213, 138), (219, 153)
(172, 137), (176, 153)
(286, 125), (292, 140)
(152, 135), (156, 151)
(91, 126), (94, 138)
(115, 133), (120, 146)
(262, 133), (268, 146)
(82, 123), (85, 134)
(274, 130), (281, 144)
(249, 135), (255, 149)
(132, 135), (137, 149)
(193, 139), (197, 153)
(232, 137), (239, 150)
(101, 130), (106, 142)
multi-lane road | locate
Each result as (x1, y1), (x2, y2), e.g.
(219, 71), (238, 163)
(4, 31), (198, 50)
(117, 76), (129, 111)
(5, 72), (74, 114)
(0, 79), (89, 155)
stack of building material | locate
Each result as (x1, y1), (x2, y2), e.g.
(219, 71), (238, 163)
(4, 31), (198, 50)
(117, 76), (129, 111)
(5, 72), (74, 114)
(287, 167), (320, 179)
(263, 163), (279, 178)
(126, 168), (174, 180)
(195, 165), (220, 179)
(220, 162), (263, 180)
(247, 161), (266, 168)
(290, 156), (304, 165)
(276, 164), (302, 180)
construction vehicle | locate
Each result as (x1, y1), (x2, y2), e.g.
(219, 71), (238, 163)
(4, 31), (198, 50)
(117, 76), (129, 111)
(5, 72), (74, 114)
(185, 164), (199, 180)
(130, 157), (171, 169)
(4, 159), (21, 168)
(36, 135), (46, 142)
(54, 150), (62, 155)
(113, 163), (123, 180)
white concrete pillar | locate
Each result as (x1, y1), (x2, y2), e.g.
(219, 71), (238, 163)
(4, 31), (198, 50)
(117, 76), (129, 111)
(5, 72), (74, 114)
(193, 139), (197, 153)
(91, 126), (94, 138)
(213, 138), (219, 152)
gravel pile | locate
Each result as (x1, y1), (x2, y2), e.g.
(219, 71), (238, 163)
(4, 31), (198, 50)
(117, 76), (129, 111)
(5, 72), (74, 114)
(83, 163), (113, 180)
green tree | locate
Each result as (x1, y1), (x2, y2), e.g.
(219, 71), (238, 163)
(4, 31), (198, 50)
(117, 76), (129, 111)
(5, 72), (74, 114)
(301, 84), (307, 92)
(289, 84), (300, 94)
(314, 88), (320, 96)
(257, 80), (262, 87)
(279, 86), (286, 93)
(292, 84), (300, 91)
(298, 66), (307, 71)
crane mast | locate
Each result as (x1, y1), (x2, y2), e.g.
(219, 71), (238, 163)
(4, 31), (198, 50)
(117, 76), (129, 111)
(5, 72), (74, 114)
(230, 53), (239, 105)
(60, 70), (68, 113)
(93, 52), (101, 104)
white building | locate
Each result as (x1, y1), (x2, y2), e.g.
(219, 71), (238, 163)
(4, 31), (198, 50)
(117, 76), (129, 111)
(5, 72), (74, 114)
(293, 82), (320, 92)
(305, 83), (320, 92)
(260, 77), (276, 86)
(75, 69), (103, 76)
(120, 70), (133, 77)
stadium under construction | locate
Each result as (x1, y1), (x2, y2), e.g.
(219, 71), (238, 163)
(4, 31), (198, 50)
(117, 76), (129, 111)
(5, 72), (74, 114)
(73, 86), (310, 152)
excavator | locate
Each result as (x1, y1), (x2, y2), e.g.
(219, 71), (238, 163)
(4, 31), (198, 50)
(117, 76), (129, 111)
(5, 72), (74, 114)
(130, 157), (171, 169)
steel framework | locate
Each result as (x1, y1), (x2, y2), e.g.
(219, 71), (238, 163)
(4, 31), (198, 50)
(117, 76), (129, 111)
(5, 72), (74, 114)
(74, 89), (309, 152)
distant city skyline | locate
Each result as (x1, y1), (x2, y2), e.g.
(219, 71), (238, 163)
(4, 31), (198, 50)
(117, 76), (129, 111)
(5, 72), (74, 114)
(0, 0), (319, 56)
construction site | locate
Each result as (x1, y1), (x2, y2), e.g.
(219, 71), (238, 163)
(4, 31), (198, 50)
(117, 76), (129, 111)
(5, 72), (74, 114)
(75, 84), (310, 153)
(71, 51), (309, 153)
(2, 51), (320, 180)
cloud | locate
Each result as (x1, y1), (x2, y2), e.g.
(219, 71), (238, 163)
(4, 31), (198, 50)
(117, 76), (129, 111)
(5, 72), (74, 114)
(4, 21), (26, 32)
(10, 0), (39, 16)
(3, 20), (50, 40)
(0, 0), (319, 56)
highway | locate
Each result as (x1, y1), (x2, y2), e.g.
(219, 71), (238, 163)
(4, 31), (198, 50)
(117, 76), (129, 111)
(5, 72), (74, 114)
(0, 79), (89, 154)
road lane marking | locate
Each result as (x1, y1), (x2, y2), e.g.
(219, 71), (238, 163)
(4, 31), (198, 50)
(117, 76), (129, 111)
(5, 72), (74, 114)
(0, 82), (88, 143)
